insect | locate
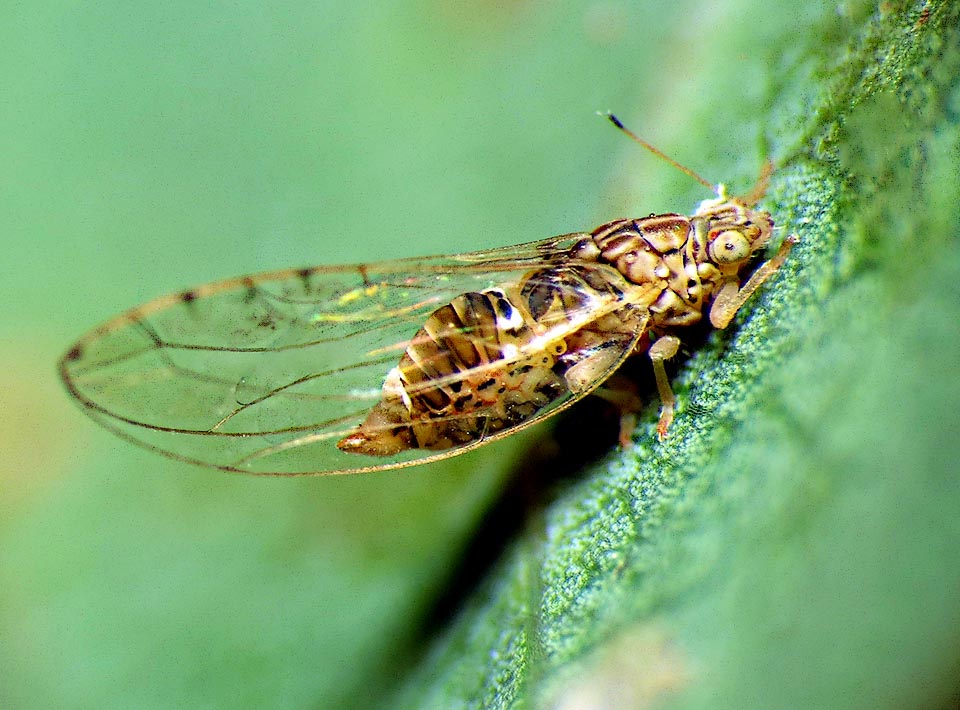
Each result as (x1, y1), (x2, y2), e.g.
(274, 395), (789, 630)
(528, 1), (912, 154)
(60, 115), (795, 476)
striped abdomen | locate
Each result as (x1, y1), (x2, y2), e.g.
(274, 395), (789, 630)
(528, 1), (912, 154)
(337, 264), (646, 455)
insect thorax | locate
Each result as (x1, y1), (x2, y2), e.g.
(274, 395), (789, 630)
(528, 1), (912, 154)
(588, 198), (774, 328)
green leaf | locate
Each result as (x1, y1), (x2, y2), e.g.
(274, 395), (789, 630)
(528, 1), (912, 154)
(392, 3), (960, 708)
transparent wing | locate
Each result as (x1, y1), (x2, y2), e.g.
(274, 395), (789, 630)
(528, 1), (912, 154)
(61, 234), (648, 475)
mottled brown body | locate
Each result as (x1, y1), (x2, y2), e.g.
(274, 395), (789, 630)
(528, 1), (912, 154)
(336, 265), (650, 455)
(338, 193), (791, 456)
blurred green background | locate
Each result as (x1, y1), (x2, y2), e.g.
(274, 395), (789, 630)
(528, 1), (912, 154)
(3, 1), (958, 709)
(0, 2), (702, 707)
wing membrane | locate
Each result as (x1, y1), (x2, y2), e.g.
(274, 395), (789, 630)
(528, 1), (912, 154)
(61, 234), (645, 475)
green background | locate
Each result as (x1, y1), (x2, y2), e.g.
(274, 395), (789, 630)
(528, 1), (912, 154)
(2, 1), (958, 709)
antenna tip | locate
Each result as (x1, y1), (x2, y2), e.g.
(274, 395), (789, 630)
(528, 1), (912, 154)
(606, 113), (624, 129)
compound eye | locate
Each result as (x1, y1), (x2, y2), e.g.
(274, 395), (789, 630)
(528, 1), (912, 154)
(709, 230), (751, 264)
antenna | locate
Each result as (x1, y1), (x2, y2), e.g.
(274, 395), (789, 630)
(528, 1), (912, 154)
(602, 112), (716, 194)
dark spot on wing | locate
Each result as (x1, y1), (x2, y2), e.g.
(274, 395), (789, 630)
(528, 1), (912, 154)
(65, 345), (83, 362)
(180, 290), (198, 304)
(297, 268), (314, 290)
(241, 277), (258, 302)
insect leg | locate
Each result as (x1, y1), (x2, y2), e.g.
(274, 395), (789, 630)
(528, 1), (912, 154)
(709, 235), (797, 329)
(562, 307), (652, 448)
(648, 334), (681, 440)
(590, 373), (643, 448)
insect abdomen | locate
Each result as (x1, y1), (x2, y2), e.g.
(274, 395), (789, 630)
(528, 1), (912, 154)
(337, 265), (636, 456)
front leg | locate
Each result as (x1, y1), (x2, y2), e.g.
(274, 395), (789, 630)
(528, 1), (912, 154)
(709, 235), (797, 329)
